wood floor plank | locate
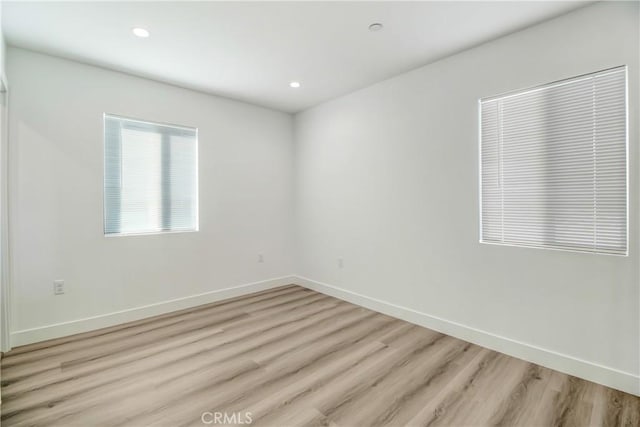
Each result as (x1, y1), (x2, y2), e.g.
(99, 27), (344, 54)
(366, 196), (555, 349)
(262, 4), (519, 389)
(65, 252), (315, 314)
(126, 340), (388, 426)
(2, 287), (314, 369)
(252, 328), (452, 426)
(212, 321), (414, 422)
(403, 347), (494, 426)
(323, 336), (470, 426)
(2, 285), (302, 360)
(491, 363), (555, 426)
(1, 292), (335, 398)
(2, 301), (354, 419)
(2, 285), (638, 427)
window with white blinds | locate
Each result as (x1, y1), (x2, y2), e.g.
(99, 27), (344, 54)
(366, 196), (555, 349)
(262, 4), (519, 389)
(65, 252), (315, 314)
(480, 67), (627, 255)
(104, 114), (198, 236)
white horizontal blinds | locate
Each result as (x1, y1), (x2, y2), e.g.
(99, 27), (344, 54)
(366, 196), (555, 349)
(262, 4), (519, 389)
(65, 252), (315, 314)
(167, 134), (198, 231)
(594, 70), (627, 254)
(119, 127), (163, 232)
(104, 115), (198, 235)
(480, 100), (503, 243)
(480, 67), (627, 255)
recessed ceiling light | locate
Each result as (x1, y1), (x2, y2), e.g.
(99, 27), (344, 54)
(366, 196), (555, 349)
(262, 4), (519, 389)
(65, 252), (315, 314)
(368, 23), (384, 32)
(289, 81), (301, 88)
(132, 28), (150, 38)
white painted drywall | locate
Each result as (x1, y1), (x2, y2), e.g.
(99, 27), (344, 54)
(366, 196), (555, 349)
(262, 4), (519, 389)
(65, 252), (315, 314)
(294, 0), (639, 390)
(0, 1), (5, 79)
(0, 0), (10, 352)
(7, 48), (294, 335)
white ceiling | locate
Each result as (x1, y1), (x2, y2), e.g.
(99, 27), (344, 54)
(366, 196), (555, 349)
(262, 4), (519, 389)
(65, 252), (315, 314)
(3, 1), (591, 113)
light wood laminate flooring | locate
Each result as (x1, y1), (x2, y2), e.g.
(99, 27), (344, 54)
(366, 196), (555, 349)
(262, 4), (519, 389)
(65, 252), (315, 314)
(1, 285), (639, 426)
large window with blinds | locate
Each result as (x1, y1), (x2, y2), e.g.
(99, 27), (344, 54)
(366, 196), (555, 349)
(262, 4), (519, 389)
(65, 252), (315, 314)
(480, 67), (627, 255)
(104, 114), (198, 236)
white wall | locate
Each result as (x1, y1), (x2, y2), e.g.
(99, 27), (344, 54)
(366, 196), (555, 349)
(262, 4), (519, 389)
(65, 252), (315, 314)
(8, 48), (294, 343)
(0, 0), (9, 352)
(0, 0), (5, 78)
(294, 1), (639, 394)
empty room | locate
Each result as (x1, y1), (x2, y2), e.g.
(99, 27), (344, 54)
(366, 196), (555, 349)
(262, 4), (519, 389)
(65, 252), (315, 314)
(0, 0), (638, 426)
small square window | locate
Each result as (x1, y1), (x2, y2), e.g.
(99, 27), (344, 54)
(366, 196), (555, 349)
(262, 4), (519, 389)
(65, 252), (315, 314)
(104, 114), (198, 236)
(480, 67), (627, 255)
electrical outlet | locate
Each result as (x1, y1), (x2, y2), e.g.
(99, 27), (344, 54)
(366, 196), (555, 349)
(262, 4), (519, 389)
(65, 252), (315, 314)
(258, 254), (264, 263)
(53, 280), (65, 295)
(338, 258), (344, 269)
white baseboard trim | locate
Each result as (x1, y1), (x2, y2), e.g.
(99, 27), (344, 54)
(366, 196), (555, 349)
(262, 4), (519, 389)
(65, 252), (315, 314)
(11, 275), (296, 347)
(294, 275), (640, 397)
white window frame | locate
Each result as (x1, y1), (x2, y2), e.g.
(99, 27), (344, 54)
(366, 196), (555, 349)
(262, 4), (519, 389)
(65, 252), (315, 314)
(478, 66), (628, 256)
(103, 113), (199, 237)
